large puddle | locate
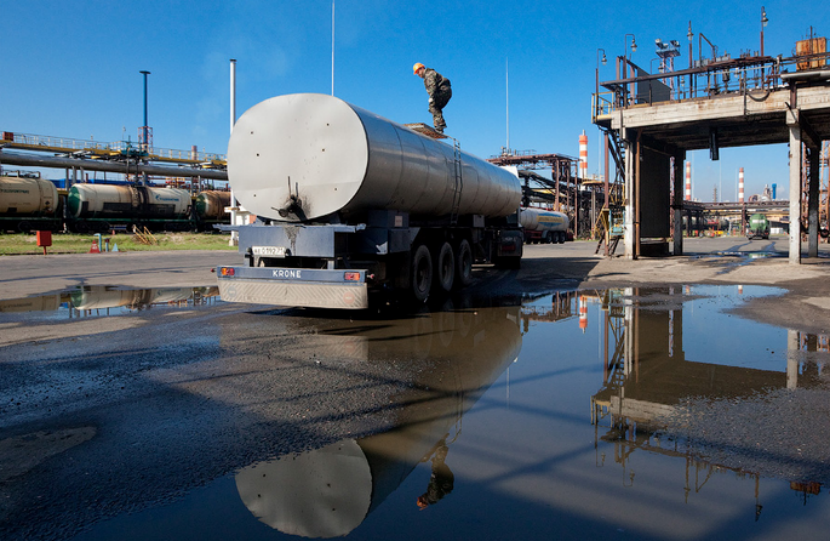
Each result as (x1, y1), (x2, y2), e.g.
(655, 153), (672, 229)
(2, 285), (828, 540)
(0, 285), (221, 319)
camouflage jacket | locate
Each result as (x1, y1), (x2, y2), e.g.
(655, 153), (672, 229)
(422, 68), (451, 99)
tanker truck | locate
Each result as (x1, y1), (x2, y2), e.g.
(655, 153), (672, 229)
(217, 94), (524, 309)
(519, 206), (569, 244)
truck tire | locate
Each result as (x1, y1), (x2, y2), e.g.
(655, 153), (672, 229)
(434, 242), (455, 293)
(411, 244), (433, 303)
(455, 239), (474, 288)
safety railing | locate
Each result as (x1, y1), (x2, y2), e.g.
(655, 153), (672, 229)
(592, 51), (829, 120)
(0, 131), (225, 163)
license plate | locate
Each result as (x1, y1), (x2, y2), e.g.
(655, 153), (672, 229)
(252, 245), (286, 257)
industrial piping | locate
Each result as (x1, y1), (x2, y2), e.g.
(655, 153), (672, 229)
(0, 150), (228, 181)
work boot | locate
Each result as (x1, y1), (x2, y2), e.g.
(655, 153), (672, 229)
(435, 125), (445, 134)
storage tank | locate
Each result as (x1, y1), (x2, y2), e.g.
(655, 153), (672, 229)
(0, 174), (58, 216)
(195, 190), (231, 220)
(227, 93), (521, 222)
(67, 185), (191, 219)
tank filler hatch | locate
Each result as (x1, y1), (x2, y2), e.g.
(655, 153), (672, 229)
(404, 123), (448, 140)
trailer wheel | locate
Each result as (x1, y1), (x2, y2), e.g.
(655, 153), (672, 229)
(455, 239), (473, 288)
(411, 244), (433, 303)
(558, 231), (566, 244)
(435, 241), (455, 293)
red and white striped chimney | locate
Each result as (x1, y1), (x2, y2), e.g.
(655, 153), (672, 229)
(738, 167), (745, 202)
(685, 162), (692, 200)
(578, 295), (588, 333)
(579, 131), (588, 179)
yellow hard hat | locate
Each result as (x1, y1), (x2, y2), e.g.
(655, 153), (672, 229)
(413, 62), (425, 74)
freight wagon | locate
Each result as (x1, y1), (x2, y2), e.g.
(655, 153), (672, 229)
(747, 213), (770, 240)
(0, 171), (61, 232)
(1, 174), (231, 233)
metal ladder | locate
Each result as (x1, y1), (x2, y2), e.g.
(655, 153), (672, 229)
(450, 137), (463, 225)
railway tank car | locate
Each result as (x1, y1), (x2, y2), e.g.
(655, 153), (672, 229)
(194, 190), (231, 230)
(747, 213), (770, 240)
(0, 171), (60, 232)
(66, 184), (192, 232)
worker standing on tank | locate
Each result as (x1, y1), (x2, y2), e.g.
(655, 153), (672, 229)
(413, 63), (451, 133)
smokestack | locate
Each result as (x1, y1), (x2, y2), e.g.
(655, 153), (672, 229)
(578, 295), (588, 333)
(685, 161), (692, 200)
(579, 131), (588, 180)
(739, 167), (745, 202)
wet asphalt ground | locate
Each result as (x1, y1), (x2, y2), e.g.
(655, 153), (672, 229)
(0, 237), (828, 541)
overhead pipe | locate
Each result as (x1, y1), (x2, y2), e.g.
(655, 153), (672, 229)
(0, 150), (227, 180)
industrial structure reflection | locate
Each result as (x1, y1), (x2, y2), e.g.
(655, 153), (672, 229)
(588, 286), (828, 508)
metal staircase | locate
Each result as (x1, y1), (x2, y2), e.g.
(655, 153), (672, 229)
(595, 128), (627, 255)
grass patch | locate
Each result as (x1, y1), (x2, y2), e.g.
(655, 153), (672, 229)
(0, 232), (238, 255)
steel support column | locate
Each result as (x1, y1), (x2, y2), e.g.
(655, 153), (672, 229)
(788, 120), (802, 265)
(672, 153), (685, 255)
(623, 128), (635, 259)
(807, 144), (820, 257)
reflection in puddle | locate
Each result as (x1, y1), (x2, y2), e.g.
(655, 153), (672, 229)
(7, 285), (828, 541)
(236, 304), (521, 537)
(223, 286), (827, 539)
(0, 286), (220, 318)
(587, 286), (827, 498)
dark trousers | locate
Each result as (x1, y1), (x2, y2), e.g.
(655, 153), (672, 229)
(429, 86), (452, 130)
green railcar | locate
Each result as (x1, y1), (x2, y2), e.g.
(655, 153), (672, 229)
(747, 213), (770, 240)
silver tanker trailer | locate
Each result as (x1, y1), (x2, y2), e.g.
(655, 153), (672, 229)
(519, 206), (569, 244)
(217, 93), (524, 309)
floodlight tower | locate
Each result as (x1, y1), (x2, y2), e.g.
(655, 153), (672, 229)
(139, 70), (153, 153)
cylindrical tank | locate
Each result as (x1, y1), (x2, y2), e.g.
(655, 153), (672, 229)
(195, 190), (231, 220)
(519, 207), (568, 232)
(227, 93), (521, 222)
(0, 175), (58, 215)
(67, 185), (191, 219)
(747, 213), (770, 239)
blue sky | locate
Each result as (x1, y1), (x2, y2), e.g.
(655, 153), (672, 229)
(2, 1), (828, 200)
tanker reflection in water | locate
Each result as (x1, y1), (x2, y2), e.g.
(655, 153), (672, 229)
(0, 285), (220, 317)
(234, 303), (522, 538)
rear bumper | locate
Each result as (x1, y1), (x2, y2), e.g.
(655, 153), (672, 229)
(217, 267), (369, 310)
